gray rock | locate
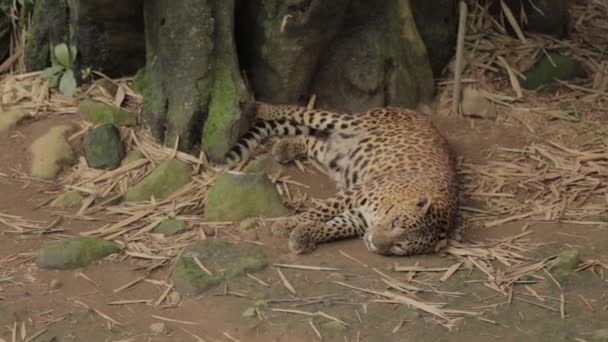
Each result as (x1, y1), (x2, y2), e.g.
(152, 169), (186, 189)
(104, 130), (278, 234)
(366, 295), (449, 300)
(173, 239), (267, 296)
(84, 124), (125, 170)
(36, 237), (120, 269)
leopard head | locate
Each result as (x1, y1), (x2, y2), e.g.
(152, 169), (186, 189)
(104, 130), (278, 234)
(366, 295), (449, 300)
(363, 195), (445, 256)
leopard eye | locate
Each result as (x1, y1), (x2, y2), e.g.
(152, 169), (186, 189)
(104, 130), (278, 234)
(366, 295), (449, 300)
(391, 218), (400, 229)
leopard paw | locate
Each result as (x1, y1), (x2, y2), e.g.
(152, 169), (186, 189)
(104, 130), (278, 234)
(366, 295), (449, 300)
(272, 139), (302, 164)
(269, 216), (301, 238)
(288, 226), (317, 254)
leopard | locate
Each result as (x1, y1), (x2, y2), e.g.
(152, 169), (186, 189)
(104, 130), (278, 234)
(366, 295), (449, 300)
(223, 102), (459, 256)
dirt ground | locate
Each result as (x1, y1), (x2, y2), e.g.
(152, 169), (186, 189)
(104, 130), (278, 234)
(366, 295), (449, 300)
(1, 105), (607, 342)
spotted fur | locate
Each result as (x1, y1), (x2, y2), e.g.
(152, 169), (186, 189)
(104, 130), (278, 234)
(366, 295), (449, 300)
(224, 102), (459, 256)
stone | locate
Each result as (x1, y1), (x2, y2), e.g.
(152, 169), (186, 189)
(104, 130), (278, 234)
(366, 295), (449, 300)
(326, 272), (347, 282)
(84, 124), (125, 170)
(242, 307), (256, 318)
(49, 279), (62, 290)
(79, 99), (137, 127)
(167, 291), (181, 305)
(173, 239), (267, 296)
(152, 219), (188, 237)
(522, 52), (587, 90)
(320, 320), (347, 336)
(36, 237), (120, 269)
(592, 328), (608, 341)
(205, 173), (289, 222)
(238, 218), (258, 230)
(461, 87), (497, 120)
(124, 150), (145, 164)
(0, 110), (26, 132)
(149, 322), (169, 335)
(549, 249), (581, 280)
(125, 159), (192, 202)
(243, 157), (284, 176)
(29, 125), (75, 180)
(50, 191), (84, 209)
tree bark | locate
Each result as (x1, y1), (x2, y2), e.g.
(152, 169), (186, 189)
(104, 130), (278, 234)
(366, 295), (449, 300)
(236, 0), (351, 104)
(142, 0), (253, 161)
(23, 0), (144, 77)
(310, 0), (436, 112)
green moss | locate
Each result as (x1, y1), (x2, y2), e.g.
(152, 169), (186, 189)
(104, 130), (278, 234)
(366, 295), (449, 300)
(79, 99), (137, 126)
(36, 237), (120, 269)
(522, 52), (587, 89)
(174, 239), (268, 296)
(132, 68), (147, 95)
(202, 61), (239, 160)
(204, 173), (290, 222)
(173, 256), (222, 296)
(550, 249), (581, 280)
(124, 150), (145, 164)
(50, 190), (84, 208)
(152, 219), (188, 236)
(125, 159), (192, 202)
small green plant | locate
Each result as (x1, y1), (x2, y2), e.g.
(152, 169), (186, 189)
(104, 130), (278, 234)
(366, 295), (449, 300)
(42, 43), (78, 97)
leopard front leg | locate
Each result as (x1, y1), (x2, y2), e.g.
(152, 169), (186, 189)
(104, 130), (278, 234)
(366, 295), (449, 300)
(289, 208), (368, 254)
(272, 135), (327, 164)
(270, 189), (359, 238)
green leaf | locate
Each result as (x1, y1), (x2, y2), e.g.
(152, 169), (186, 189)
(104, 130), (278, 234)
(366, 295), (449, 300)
(69, 45), (78, 62)
(41, 65), (65, 78)
(59, 69), (77, 97)
(54, 43), (71, 67)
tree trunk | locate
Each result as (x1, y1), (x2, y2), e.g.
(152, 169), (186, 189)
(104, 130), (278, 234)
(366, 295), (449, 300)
(24, 0), (144, 77)
(0, 0), (12, 64)
(21, 0), (462, 161)
(142, 0), (254, 161)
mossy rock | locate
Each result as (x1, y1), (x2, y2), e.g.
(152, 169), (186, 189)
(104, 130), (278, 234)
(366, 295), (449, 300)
(50, 191), (84, 208)
(320, 320), (348, 338)
(152, 219), (187, 237)
(174, 239), (268, 296)
(205, 173), (289, 222)
(79, 99), (137, 127)
(549, 249), (581, 280)
(36, 237), (121, 269)
(0, 110), (27, 132)
(84, 124), (125, 170)
(124, 150), (145, 164)
(522, 52), (587, 90)
(29, 125), (75, 180)
(125, 159), (192, 202)
(243, 156), (284, 175)
(592, 328), (608, 341)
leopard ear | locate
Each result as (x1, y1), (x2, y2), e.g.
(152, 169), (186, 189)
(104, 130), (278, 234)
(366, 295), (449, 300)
(415, 196), (431, 215)
(415, 196), (428, 209)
